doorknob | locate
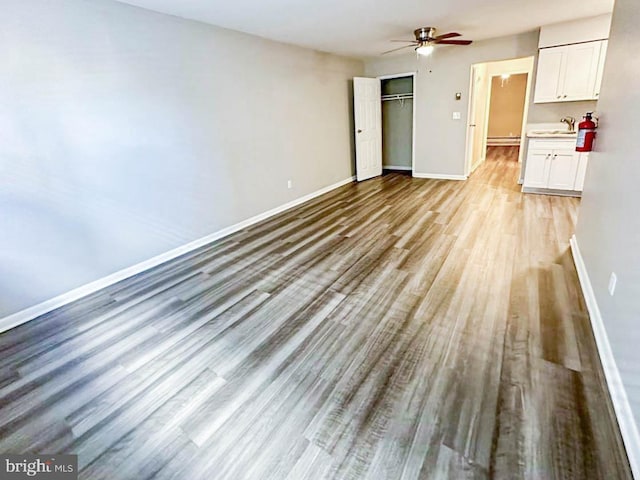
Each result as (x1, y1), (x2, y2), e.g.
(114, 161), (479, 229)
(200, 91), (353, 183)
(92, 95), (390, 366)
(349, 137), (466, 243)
(357, 129), (363, 133)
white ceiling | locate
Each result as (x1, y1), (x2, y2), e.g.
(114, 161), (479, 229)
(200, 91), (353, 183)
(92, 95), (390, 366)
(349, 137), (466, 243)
(115, 0), (614, 58)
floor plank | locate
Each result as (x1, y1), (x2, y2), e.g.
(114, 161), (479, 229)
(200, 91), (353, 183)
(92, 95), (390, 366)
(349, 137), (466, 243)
(0, 146), (631, 479)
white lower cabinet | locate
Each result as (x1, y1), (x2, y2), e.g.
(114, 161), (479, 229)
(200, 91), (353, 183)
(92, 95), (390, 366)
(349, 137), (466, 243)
(523, 138), (587, 192)
(573, 152), (590, 191)
(547, 151), (579, 190)
(524, 150), (552, 188)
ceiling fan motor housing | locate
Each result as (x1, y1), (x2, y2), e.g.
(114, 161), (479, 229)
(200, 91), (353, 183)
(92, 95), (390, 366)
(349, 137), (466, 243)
(414, 27), (436, 42)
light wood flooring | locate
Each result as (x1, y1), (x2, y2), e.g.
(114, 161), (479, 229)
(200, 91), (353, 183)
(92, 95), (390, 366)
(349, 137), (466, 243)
(0, 147), (632, 479)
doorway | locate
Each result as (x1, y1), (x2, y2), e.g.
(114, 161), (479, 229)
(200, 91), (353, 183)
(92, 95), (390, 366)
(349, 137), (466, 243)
(379, 74), (415, 173)
(465, 57), (534, 179)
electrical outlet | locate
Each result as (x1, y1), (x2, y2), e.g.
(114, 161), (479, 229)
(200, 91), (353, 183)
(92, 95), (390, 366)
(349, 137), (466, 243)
(608, 272), (617, 296)
(287, 180), (292, 189)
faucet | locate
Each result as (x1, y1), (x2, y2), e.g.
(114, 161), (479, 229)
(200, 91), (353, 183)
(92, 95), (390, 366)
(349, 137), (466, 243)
(561, 116), (576, 132)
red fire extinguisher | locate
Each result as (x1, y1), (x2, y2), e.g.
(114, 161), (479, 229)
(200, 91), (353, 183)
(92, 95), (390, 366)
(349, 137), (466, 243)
(576, 112), (597, 152)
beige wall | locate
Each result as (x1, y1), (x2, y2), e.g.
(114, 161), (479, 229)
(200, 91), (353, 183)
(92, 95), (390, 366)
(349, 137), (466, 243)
(365, 31), (539, 177)
(574, 0), (640, 469)
(0, 0), (364, 317)
(487, 74), (527, 138)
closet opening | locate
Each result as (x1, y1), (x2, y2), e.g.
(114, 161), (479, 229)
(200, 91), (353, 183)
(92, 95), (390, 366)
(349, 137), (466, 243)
(379, 73), (415, 175)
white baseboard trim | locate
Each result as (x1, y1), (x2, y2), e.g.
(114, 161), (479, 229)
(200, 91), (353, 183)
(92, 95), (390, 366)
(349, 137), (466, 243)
(486, 136), (521, 147)
(383, 165), (412, 171)
(570, 234), (640, 479)
(412, 172), (468, 181)
(0, 175), (356, 334)
(522, 186), (581, 197)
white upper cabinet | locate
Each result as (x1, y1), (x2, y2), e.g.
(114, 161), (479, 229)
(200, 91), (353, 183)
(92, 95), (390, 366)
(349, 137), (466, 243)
(534, 41), (605, 103)
(562, 42), (601, 101)
(533, 14), (611, 104)
(594, 40), (608, 98)
(534, 48), (565, 103)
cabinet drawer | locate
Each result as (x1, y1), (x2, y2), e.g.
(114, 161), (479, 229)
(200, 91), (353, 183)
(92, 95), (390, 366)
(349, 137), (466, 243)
(528, 139), (576, 150)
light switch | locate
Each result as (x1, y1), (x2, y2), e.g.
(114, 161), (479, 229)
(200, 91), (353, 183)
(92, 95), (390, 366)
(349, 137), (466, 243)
(452, 112), (461, 120)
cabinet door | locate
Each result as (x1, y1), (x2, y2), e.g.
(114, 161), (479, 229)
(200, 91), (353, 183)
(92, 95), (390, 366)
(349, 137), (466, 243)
(562, 42), (600, 101)
(547, 151), (579, 190)
(524, 150), (551, 188)
(574, 152), (589, 191)
(594, 40), (608, 99)
(534, 47), (566, 103)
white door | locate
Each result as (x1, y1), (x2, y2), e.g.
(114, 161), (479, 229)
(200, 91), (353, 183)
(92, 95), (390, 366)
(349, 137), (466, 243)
(547, 151), (579, 190)
(472, 64), (489, 168)
(523, 150), (551, 188)
(354, 77), (382, 181)
(465, 67), (478, 175)
(563, 42), (600, 101)
(534, 47), (565, 103)
(465, 64), (488, 174)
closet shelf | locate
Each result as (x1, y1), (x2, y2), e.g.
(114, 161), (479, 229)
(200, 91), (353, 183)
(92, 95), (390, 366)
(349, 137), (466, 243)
(381, 93), (413, 102)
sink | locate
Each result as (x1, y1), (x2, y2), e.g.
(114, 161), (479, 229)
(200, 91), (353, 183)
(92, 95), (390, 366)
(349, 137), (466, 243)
(530, 130), (575, 135)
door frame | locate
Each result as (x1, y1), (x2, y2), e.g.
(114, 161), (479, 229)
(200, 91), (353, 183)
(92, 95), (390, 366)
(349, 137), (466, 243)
(465, 57), (535, 177)
(377, 71), (417, 174)
(464, 64), (483, 177)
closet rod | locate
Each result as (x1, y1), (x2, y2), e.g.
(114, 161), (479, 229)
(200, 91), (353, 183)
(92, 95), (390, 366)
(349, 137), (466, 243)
(381, 93), (413, 102)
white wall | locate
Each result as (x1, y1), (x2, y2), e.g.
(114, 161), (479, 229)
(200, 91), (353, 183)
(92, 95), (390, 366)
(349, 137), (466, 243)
(574, 0), (640, 457)
(0, 0), (363, 317)
(527, 100), (598, 123)
(365, 32), (539, 176)
(538, 13), (612, 48)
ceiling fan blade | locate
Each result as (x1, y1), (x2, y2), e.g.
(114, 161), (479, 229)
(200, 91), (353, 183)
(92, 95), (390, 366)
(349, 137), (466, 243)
(382, 44), (416, 55)
(436, 39), (473, 45)
(434, 32), (461, 41)
(390, 40), (418, 43)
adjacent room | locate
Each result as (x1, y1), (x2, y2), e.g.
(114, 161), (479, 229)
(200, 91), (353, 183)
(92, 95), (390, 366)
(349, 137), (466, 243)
(1, 0), (639, 479)
(484, 72), (528, 168)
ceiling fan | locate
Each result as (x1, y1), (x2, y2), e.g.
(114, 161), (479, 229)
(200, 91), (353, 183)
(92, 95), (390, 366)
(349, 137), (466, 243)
(383, 27), (473, 56)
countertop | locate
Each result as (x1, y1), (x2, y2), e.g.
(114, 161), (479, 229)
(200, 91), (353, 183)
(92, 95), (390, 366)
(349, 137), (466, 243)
(527, 131), (577, 138)
(526, 122), (577, 139)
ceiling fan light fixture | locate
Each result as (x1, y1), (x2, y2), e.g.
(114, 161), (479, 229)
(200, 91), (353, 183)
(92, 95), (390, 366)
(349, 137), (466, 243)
(381, 27), (471, 56)
(416, 44), (434, 56)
